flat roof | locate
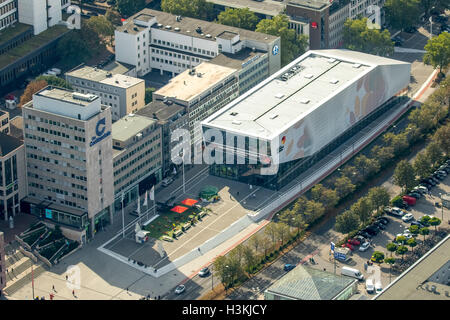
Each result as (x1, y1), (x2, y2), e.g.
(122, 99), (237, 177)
(118, 8), (278, 44)
(0, 23), (32, 47)
(210, 47), (264, 70)
(36, 87), (99, 106)
(9, 116), (23, 140)
(375, 235), (450, 300)
(0, 132), (23, 157)
(265, 264), (356, 300)
(288, 0), (331, 10)
(203, 49), (409, 140)
(136, 101), (186, 122)
(102, 61), (135, 75)
(66, 66), (143, 88)
(112, 114), (157, 142)
(0, 25), (69, 70)
(206, 0), (284, 16)
(154, 62), (237, 102)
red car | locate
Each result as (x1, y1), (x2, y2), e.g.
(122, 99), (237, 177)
(348, 238), (361, 246)
(341, 243), (355, 251)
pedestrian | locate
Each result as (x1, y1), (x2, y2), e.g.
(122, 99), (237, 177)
(126, 287), (129, 293)
(158, 295), (160, 300)
(72, 289), (75, 296)
(237, 191), (239, 196)
(65, 275), (68, 281)
(52, 285), (55, 291)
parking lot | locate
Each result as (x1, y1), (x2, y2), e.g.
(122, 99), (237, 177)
(307, 161), (450, 297)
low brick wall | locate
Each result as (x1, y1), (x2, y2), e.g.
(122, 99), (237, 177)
(18, 246), (37, 263)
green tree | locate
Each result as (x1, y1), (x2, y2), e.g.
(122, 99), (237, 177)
(218, 8), (259, 31)
(408, 107), (435, 133)
(335, 210), (360, 234)
(386, 242), (398, 256)
(161, 0), (214, 20)
(434, 124), (450, 156)
(86, 16), (115, 46)
(351, 197), (372, 224)
(145, 87), (156, 104)
(35, 76), (72, 89)
(429, 217), (441, 232)
(341, 165), (358, 183)
(354, 155), (380, 179)
(213, 255), (229, 288)
(276, 222), (291, 246)
(334, 176), (356, 198)
(105, 9), (123, 26)
(371, 145), (395, 165)
(303, 200), (325, 225)
(405, 123), (423, 144)
(395, 245), (408, 261)
(420, 0), (450, 17)
(310, 184), (339, 209)
(368, 187), (390, 215)
(242, 245), (257, 273)
(413, 152), (432, 180)
(20, 80), (48, 106)
(264, 223), (278, 246)
(279, 209), (307, 236)
(261, 237), (272, 257)
(383, 132), (409, 156)
(420, 215), (431, 227)
(395, 235), (407, 245)
(424, 31), (450, 75)
(407, 237), (417, 253)
(256, 15), (308, 66)
(248, 233), (262, 255)
(371, 251), (385, 264)
(343, 18), (394, 56)
(409, 224), (420, 237)
(393, 160), (416, 193)
(419, 227), (430, 242)
(116, 0), (146, 17)
(426, 142), (443, 166)
(384, 0), (420, 31)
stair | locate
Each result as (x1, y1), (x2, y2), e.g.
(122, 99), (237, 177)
(3, 263), (48, 297)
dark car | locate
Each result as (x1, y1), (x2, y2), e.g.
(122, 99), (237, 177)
(404, 26), (417, 33)
(364, 226), (379, 236)
(377, 217), (390, 225)
(407, 192), (421, 199)
(435, 15), (448, 24)
(374, 221), (386, 230)
(398, 202), (410, 210)
(355, 235), (366, 243)
(433, 173), (445, 180)
(198, 267), (210, 277)
(410, 220), (424, 228)
(392, 36), (404, 46)
(421, 178), (436, 186)
(284, 264), (296, 272)
(357, 231), (372, 239)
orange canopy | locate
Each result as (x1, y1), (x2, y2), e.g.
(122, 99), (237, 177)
(181, 198), (198, 207)
(170, 206), (188, 213)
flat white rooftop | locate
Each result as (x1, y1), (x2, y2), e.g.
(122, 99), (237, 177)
(203, 49), (410, 140)
(66, 66), (143, 89)
(155, 62), (237, 102)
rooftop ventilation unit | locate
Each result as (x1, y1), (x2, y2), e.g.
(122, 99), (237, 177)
(275, 93), (284, 99)
(205, 34), (212, 38)
(197, 73), (202, 78)
(304, 74), (313, 79)
(269, 114), (279, 120)
(165, 25), (171, 29)
(328, 58), (336, 63)
(157, 23), (163, 27)
(133, 27), (138, 31)
(230, 112), (238, 116)
(174, 27), (180, 31)
(300, 98), (310, 104)
(175, 15), (182, 22)
(353, 63), (361, 68)
(232, 120), (241, 125)
(196, 27), (202, 34)
(186, 30), (190, 33)
(72, 92), (96, 102)
(329, 79), (339, 84)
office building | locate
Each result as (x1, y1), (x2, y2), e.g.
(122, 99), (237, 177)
(375, 235), (450, 300)
(202, 49), (410, 190)
(153, 62), (239, 151)
(137, 101), (188, 178)
(265, 265), (357, 300)
(114, 8), (280, 78)
(0, 132), (26, 221)
(18, 0), (70, 35)
(0, 110), (9, 134)
(112, 114), (162, 210)
(66, 66), (146, 121)
(21, 87), (114, 242)
(0, 0), (18, 31)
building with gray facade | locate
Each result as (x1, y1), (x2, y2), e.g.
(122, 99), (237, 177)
(0, 231), (5, 294)
(21, 87), (114, 242)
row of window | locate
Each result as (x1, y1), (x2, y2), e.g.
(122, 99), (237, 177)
(115, 160), (161, 192)
(0, 8), (16, 30)
(114, 147), (161, 177)
(27, 115), (86, 133)
(152, 38), (216, 57)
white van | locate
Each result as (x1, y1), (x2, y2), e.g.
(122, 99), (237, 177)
(341, 266), (364, 281)
(365, 278), (374, 293)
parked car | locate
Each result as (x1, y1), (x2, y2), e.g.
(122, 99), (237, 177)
(422, 178), (436, 186)
(366, 278), (375, 293)
(341, 267), (364, 281)
(413, 186), (428, 194)
(399, 201), (410, 210)
(402, 213), (414, 222)
(161, 178), (174, 187)
(49, 68), (61, 75)
(198, 267), (210, 277)
(392, 35), (404, 46)
(404, 26), (417, 33)
(375, 281), (383, 293)
(359, 241), (371, 252)
(388, 207), (405, 217)
(430, 176), (440, 184)
(436, 170), (447, 176)
(284, 264), (296, 272)
(357, 231), (372, 239)
(355, 235), (366, 243)
(174, 285), (185, 294)
(377, 217), (390, 225)
(364, 226), (379, 236)
(342, 243), (355, 251)
(407, 192), (421, 199)
(402, 195), (416, 206)
(410, 220), (425, 228)
(348, 238), (361, 246)
(374, 221), (386, 230)
(433, 173), (445, 180)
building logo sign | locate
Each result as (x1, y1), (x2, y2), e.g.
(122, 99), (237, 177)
(272, 45), (279, 56)
(90, 118), (111, 147)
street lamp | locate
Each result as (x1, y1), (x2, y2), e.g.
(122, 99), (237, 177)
(179, 151), (186, 194)
(439, 193), (444, 222)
